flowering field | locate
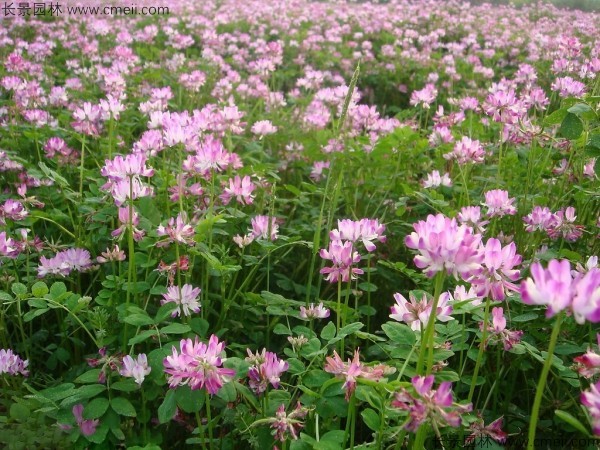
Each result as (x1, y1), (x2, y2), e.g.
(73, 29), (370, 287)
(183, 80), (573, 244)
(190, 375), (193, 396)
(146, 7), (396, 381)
(1, 0), (600, 449)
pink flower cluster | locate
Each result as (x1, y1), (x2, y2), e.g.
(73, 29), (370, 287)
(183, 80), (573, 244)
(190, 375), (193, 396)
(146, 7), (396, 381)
(392, 375), (472, 432)
(323, 350), (387, 400)
(481, 307), (523, 351)
(119, 353), (151, 385)
(390, 291), (453, 331)
(37, 248), (93, 278)
(0, 348), (29, 376)
(521, 259), (600, 323)
(523, 206), (584, 242)
(246, 348), (289, 394)
(163, 335), (235, 395)
(161, 284), (201, 318)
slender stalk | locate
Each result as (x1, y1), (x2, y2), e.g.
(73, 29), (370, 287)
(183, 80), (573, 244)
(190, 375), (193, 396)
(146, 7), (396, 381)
(206, 393), (214, 450)
(527, 313), (563, 450)
(467, 296), (491, 403)
(337, 279), (342, 353)
(415, 273), (445, 375)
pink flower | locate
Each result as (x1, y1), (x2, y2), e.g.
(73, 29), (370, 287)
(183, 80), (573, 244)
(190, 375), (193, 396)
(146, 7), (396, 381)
(162, 284), (201, 317)
(457, 206), (489, 234)
(391, 375), (472, 432)
(390, 291), (453, 331)
(72, 404), (99, 437)
(157, 213), (196, 247)
(319, 240), (363, 283)
(547, 207), (584, 242)
(521, 259), (574, 317)
(0, 349), (29, 376)
(220, 175), (256, 205)
(329, 218), (386, 252)
(466, 416), (507, 445)
(324, 350), (385, 400)
(523, 206), (554, 233)
(444, 137), (486, 165)
(299, 302), (330, 320)
(573, 335), (600, 378)
(246, 349), (289, 394)
(37, 248), (92, 278)
(269, 403), (309, 442)
(481, 307), (523, 350)
(97, 245), (126, 264)
(1, 199), (28, 222)
(251, 120), (277, 136)
(410, 83), (438, 109)
(483, 190), (517, 218)
(422, 170), (452, 188)
(112, 207), (145, 241)
(120, 353), (151, 385)
(572, 268), (600, 324)
(581, 381), (600, 436)
(404, 214), (483, 280)
(551, 76), (586, 98)
(163, 335), (236, 395)
(310, 161), (330, 181)
(469, 239), (521, 301)
(0, 232), (19, 258)
(250, 215), (279, 241)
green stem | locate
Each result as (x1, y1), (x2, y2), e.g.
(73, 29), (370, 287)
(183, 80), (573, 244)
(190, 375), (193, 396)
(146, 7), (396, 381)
(337, 279), (342, 354)
(206, 393), (214, 450)
(526, 313), (563, 450)
(415, 272), (445, 375)
(467, 296), (491, 403)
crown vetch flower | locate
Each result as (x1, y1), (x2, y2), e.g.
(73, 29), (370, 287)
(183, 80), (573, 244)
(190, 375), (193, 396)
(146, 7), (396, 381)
(299, 302), (330, 320)
(404, 214), (483, 280)
(465, 416), (507, 445)
(329, 218), (386, 252)
(521, 260), (600, 323)
(250, 215), (279, 241)
(573, 335), (600, 378)
(391, 375), (472, 432)
(324, 349), (385, 400)
(220, 175), (256, 205)
(481, 307), (523, 350)
(163, 335), (235, 395)
(72, 404), (99, 437)
(157, 213), (196, 247)
(581, 381), (600, 436)
(0, 349), (29, 376)
(120, 353), (151, 385)
(390, 291), (453, 331)
(483, 189), (517, 218)
(469, 238), (522, 301)
(161, 284), (201, 317)
(269, 402), (309, 442)
(246, 349), (289, 394)
(319, 240), (364, 283)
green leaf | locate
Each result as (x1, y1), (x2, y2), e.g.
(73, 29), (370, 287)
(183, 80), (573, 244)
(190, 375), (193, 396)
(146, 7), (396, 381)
(128, 329), (159, 346)
(123, 314), (154, 327)
(11, 282), (27, 297)
(544, 108), (568, 126)
(511, 312), (538, 322)
(381, 322), (416, 345)
(559, 112), (583, 140)
(23, 308), (49, 322)
(111, 397), (136, 417)
(121, 282), (151, 294)
(75, 369), (102, 384)
(158, 390), (177, 424)
(555, 410), (591, 437)
(31, 281), (49, 298)
(175, 386), (205, 413)
(358, 282), (377, 292)
(321, 321), (336, 341)
(337, 322), (363, 339)
(160, 323), (191, 334)
(50, 282), (68, 298)
(567, 103), (592, 115)
(111, 379), (139, 392)
(361, 408), (380, 432)
(154, 303), (177, 323)
(10, 403), (30, 422)
(85, 397), (109, 419)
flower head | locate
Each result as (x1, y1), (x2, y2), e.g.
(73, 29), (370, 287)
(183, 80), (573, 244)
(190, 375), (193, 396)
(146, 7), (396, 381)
(390, 291), (453, 331)
(246, 349), (289, 394)
(120, 353), (151, 385)
(319, 240), (363, 283)
(299, 302), (330, 320)
(162, 284), (201, 317)
(163, 335), (235, 394)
